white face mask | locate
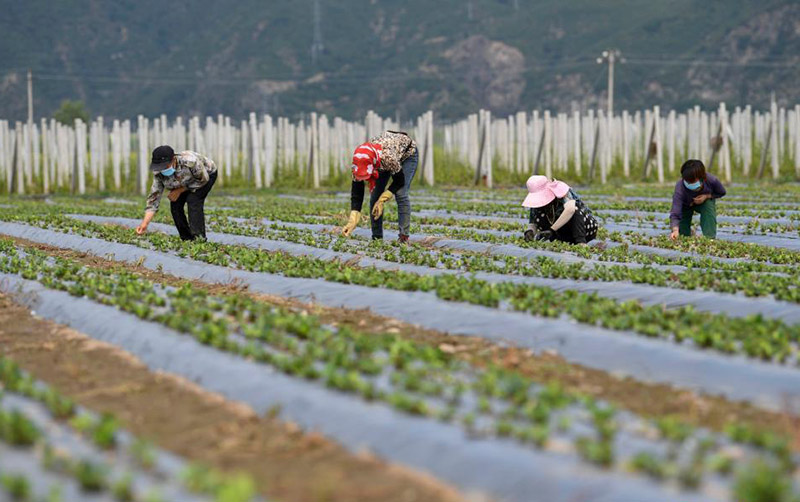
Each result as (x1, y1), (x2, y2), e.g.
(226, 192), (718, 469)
(683, 180), (702, 191)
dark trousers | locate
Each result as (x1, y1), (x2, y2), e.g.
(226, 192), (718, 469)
(678, 199), (716, 238)
(370, 150), (418, 239)
(170, 171), (217, 241)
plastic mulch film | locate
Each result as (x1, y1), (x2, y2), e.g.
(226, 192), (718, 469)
(0, 273), (720, 502)
(1, 221), (800, 411)
(64, 215), (800, 323)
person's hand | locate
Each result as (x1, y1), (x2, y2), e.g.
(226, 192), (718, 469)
(135, 222), (148, 235)
(167, 187), (187, 202)
(669, 228), (679, 241)
(371, 191), (394, 220)
(535, 230), (554, 242)
(342, 210), (361, 237)
(523, 229), (536, 242)
(692, 193), (710, 206)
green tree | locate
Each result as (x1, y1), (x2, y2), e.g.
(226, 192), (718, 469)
(53, 100), (90, 125)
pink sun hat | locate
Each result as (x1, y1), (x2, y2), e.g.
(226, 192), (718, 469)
(521, 175), (570, 208)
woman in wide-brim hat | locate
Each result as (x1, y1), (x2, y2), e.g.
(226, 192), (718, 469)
(521, 175), (598, 245)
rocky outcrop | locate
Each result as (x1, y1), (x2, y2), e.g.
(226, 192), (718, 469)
(444, 35), (525, 115)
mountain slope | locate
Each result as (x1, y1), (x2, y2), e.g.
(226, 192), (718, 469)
(0, 0), (797, 121)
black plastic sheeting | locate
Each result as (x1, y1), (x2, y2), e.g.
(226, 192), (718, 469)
(0, 273), (718, 502)
(2, 221), (800, 412)
(64, 215), (800, 324)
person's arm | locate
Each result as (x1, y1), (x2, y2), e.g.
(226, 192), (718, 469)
(708, 177), (726, 199)
(350, 179), (366, 212)
(372, 171), (392, 195)
(550, 199), (576, 231)
(523, 209), (538, 241)
(343, 179), (365, 237)
(669, 184), (683, 240)
(386, 170), (405, 194)
(137, 176), (164, 234)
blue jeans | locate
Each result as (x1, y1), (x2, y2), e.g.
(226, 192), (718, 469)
(370, 150), (418, 239)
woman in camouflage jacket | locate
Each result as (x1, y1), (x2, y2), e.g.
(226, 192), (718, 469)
(135, 145), (218, 241)
(342, 131), (418, 242)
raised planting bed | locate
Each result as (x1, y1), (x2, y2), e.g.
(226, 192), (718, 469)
(0, 250), (797, 501)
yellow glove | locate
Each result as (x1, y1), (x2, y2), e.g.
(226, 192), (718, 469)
(371, 191), (394, 220)
(342, 210), (361, 237)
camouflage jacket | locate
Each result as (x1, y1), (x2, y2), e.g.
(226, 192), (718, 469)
(370, 131), (417, 174)
(145, 150), (217, 213)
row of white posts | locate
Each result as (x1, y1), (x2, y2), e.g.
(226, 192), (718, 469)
(444, 101), (800, 187)
(1, 102), (799, 194)
(0, 110), (435, 195)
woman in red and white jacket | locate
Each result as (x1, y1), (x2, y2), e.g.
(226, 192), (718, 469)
(341, 131), (418, 242)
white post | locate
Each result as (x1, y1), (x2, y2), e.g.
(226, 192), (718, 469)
(73, 119), (86, 195)
(468, 113), (479, 171)
(22, 123), (31, 188)
(622, 110), (630, 177)
(112, 119), (122, 189)
(480, 109), (493, 188)
(667, 110), (676, 174)
(14, 122), (24, 194)
(719, 103), (732, 182)
(310, 112), (320, 188)
(572, 110), (581, 175)
(795, 105), (800, 178)
(138, 116), (149, 195)
(771, 99), (779, 179)
(122, 120), (131, 186)
(263, 114), (274, 187)
(653, 106), (663, 182)
(98, 116), (106, 191)
(32, 122), (40, 186)
(424, 110), (434, 186)
(516, 111), (528, 173)
(39, 119), (49, 193)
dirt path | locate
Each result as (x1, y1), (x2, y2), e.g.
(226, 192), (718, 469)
(6, 234), (799, 448)
(0, 293), (467, 502)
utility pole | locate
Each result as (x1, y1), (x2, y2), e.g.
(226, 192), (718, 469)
(597, 50), (623, 117)
(311, 0), (324, 65)
(27, 69), (33, 125)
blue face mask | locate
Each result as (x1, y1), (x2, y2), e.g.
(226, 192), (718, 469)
(160, 167), (176, 177)
(683, 180), (702, 191)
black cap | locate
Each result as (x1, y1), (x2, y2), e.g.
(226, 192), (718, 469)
(149, 145), (175, 172)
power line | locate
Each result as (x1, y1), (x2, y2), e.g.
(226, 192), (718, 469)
(24, 59), (597, 87)
(623, 57), (799, 68)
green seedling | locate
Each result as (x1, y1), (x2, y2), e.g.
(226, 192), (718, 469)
(74, 460), (108, 492)
(1, 474), (31, 501)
